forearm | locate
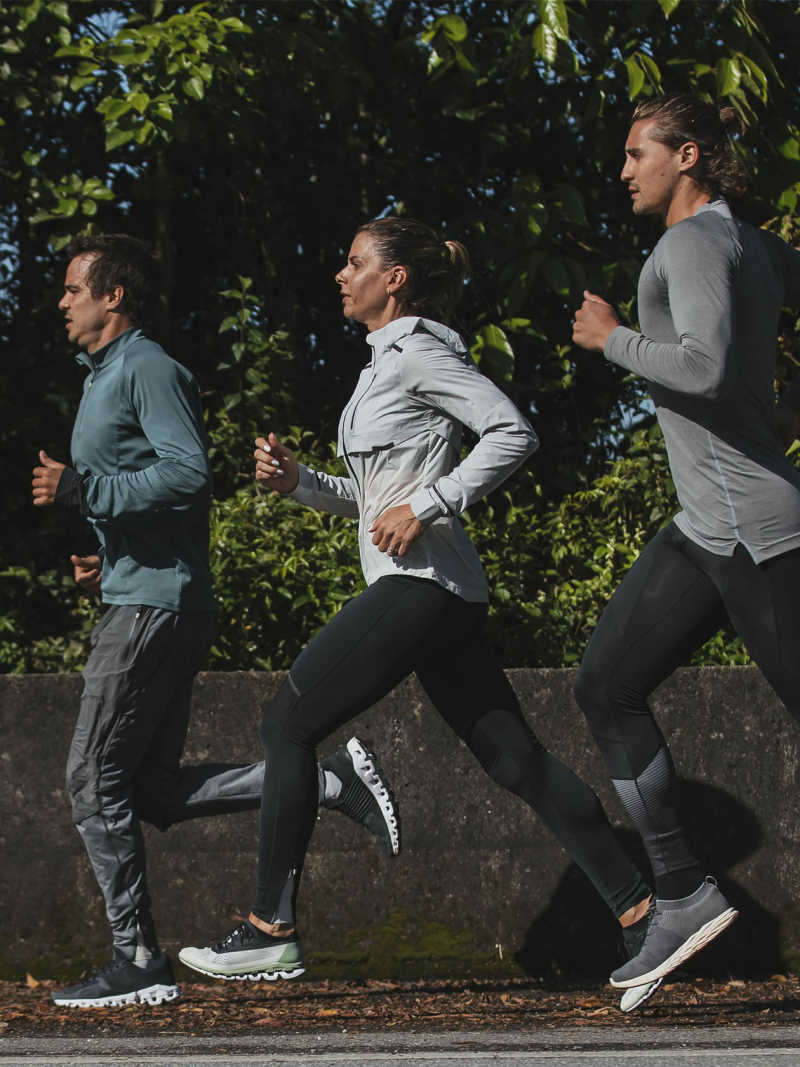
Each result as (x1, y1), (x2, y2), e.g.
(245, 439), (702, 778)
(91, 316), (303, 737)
(410, 412), (537, 522)
(84, 454), (211, 518)
(610, 222), (737, 398)
(290, 464), (359, 518)
(402, 349), (538, 521)
(605, 325), (729, 398)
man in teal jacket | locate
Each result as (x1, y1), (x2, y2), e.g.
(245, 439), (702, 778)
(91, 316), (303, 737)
(32, 233), (398, 1008)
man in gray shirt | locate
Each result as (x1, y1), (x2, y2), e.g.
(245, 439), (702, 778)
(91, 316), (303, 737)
(572, 94), (800, 999)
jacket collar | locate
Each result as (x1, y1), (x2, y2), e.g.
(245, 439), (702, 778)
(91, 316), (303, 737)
(75, 327), (142, 371)
(365, 316), (467, 359)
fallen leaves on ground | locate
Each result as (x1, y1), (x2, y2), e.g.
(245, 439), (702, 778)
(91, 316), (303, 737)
(1, 975), (799, 1037)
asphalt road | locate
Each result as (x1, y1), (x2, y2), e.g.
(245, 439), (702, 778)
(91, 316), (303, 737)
(3, 1026), (800, 1066)
(4, 975), (800, 1065)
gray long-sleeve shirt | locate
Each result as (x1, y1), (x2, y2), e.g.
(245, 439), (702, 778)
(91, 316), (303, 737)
(605, 199), (800, 563)
(291, 316), (538, 601)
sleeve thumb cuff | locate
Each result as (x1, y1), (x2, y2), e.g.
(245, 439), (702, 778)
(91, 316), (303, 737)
(54, 466), (89, 516)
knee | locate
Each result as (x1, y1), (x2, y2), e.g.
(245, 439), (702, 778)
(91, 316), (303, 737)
(258, 675), (315, 755)
(467, 708), (544, 796)
(575, 657), (659, 775)
(258, 709), (281, 756)
(260, 677), (291, 746)
(66, 758), (99, 825)
(573, 653), (630, 739)
(573, 654), (607, 716)
(486, 748), (534, 796)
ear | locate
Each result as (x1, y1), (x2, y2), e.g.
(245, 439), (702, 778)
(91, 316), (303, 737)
(386, 265), (407, 294)
(106, 285), (125, 311)
(678, 140), (700, 174)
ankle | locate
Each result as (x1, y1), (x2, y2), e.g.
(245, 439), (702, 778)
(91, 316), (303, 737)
(248, 911), (295, 938)
(619, 894), (652, 928)
(656, 869), (704, 901)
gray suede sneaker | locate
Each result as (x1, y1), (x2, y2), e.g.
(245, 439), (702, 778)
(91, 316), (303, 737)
(611, 877), (737, 989)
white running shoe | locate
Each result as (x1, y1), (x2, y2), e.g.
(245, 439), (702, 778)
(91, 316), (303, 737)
(619, 976), (663, 1012)
(179, 920), (305, 981)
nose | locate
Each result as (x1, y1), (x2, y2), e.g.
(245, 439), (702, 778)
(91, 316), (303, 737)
(335, 265), (346, 285)
(621, 157), (633, 182)
(58, 293), (69, 310)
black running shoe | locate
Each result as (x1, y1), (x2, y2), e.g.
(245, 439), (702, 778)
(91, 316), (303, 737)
(52, 952), (179, 1007)
(320, 736), (399, 855)
(179, 920), (305, 981)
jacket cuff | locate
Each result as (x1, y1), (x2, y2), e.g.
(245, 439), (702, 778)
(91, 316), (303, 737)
(603, 324), (637, 365)
(54, 466), (89, 516)
(290, 464), (315, 498)
(409, 486), (447, 524)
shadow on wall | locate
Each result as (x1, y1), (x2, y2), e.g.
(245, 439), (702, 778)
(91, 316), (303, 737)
(515, 778), (778, 981)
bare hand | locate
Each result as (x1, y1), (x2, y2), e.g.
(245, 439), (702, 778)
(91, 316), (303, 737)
(254, 433), (300, 493)
(369, 504), (423, 557)
(572, 290), (620, 352)
(70, 553), (102, 593)
(32, 450), (66, 507)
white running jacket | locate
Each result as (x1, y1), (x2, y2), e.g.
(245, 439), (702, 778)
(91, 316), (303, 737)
(291, 316), (538, 602)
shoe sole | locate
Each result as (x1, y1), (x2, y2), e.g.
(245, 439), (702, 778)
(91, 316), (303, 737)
(52, 983), (180, 1008)
(348, 737), (400, 856)
(619, 977), (663, 1012)
(178, 958), (305, 982)
(611, 907), (738, 988)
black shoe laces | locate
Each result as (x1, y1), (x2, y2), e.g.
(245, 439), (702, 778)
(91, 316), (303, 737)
(212, 922), (255, 953)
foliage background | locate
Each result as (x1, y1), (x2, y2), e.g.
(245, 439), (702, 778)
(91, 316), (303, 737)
(2, 0), (799, 673)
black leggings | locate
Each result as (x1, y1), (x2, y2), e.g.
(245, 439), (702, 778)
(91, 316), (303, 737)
(575, 521), (800, 894)
(254, 575), (648, 924)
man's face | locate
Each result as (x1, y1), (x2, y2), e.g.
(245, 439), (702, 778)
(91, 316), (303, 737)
(58, 254), (116, 353)
(620, 119), (685, 220)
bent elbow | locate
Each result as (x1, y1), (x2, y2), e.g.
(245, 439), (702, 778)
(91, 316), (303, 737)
(680, 342), (732, 400)
(701, 382), (724, 401)
(692, 367), (729, 401)
(174, 456), (213, 500)
(525, 427), (540, 455)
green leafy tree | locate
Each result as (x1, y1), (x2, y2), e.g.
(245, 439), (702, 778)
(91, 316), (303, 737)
(1, 0), (798, 672)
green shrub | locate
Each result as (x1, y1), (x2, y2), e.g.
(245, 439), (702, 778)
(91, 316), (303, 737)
(2, 286), (753, 673)
(207, 479), (363, 670)
(0, 564), (101, 674)
(467, 422), (749, 667)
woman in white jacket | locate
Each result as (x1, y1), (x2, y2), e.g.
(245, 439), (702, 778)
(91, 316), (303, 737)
(179, 218), (652, 986)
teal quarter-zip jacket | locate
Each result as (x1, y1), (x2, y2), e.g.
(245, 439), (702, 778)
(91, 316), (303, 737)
(71, 327), (216, 613)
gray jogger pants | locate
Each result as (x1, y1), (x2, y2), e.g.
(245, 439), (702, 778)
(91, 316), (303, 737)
(67, 604), (264, 955)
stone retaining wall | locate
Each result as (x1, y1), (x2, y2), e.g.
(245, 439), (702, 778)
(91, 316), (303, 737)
(1, 667), (797, 982)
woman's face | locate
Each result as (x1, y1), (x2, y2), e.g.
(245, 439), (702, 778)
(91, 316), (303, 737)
(335, 232), (403, 332)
